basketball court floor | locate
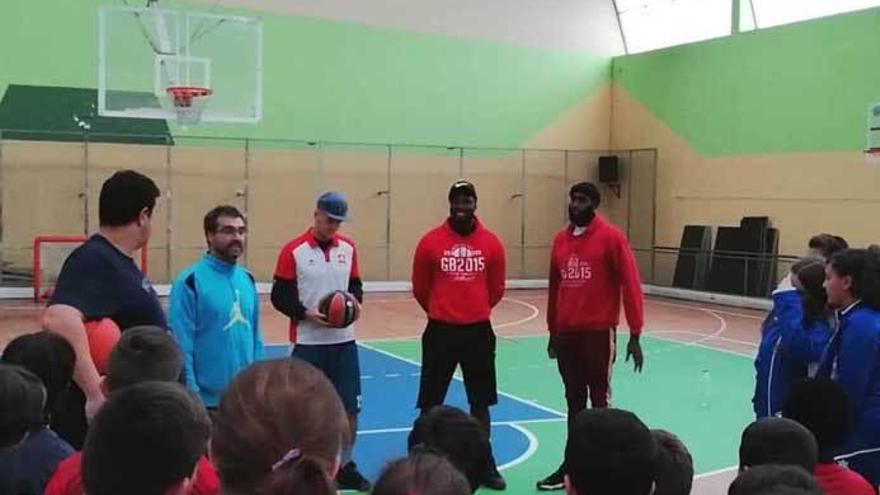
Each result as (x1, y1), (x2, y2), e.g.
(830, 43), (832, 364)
(0, 289), (764, 494)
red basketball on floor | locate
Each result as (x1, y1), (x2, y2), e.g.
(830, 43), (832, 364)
(318, 291), (360, 328)
(84, 318), (121, 374)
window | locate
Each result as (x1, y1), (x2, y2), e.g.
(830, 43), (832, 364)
(751, 0), (880, 29)
(616, 0), (734, 54)
(614, 0), (880, 54)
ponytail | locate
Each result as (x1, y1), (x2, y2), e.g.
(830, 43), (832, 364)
(791, 259), (828, 320)
(260, 453), (336, 495)
(210, 359), (348, 495)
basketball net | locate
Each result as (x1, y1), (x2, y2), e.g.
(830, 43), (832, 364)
(167, 86), (212, 125)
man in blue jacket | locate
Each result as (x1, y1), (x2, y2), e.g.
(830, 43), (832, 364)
(169, 205), (263, 408)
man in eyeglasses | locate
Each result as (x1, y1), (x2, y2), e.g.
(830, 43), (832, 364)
(411, 180), (508, 490)
(169, 205), (264, 410)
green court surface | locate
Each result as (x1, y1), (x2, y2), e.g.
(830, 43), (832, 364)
(369, 333), (754, 493)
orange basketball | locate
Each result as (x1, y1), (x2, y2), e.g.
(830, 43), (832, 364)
(318, 291), (360, 328)
(84, 318), (121, 375)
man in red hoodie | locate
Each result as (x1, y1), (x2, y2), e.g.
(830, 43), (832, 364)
(536, 182), (645, 491)
(411, 180), (507, 491)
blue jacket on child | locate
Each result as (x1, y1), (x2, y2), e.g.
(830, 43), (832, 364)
(817, 302), (880, 488)
(753, 288), (832, 418)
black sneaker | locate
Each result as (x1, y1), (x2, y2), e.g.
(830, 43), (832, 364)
(482, 456), (507, 490)
(336, 461), (371, 492)
(536, 466), (565, 491)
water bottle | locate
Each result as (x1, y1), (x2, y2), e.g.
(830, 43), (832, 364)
(699, 369), (712, 409)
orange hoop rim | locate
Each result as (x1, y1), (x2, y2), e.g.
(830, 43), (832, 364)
(166, 86), (212, 107)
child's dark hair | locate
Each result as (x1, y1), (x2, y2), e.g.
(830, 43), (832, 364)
(728, 464), (821, 495)
(372, 448), (471, 495)
(828, 247), (880, 309)
(82, 381), (210, 495)
(211, 358), (350, 495)
(808, 234), (849, 260)
(105, 326), (183, 392)
(739, 418), (818, 472)
(783, 377), (850, 463)
(407, 405), (490, 493)
(0, 363), (46, 446)
(566, 408), (656, 495)
(791, 259), (828, 319)
(0, 331), (74, 423)
(651, 429), (693, 495)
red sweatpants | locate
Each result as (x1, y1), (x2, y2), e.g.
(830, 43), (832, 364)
(551, 329), (615, 421)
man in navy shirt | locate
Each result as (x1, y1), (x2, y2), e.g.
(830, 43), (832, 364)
(41, 170), (164, 448)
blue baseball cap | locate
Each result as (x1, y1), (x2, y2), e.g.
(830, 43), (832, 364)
(317, 191), (349, 221)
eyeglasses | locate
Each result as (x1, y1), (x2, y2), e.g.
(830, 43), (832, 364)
(215, 226), (247, 235)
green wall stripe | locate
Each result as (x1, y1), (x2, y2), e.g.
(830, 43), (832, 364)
(1, 0), (612, 148)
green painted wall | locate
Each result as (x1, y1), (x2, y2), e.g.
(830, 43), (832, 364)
(0, 0), (611, 148)
(613, 7), (880, 156)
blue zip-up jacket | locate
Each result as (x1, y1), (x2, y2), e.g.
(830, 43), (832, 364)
(817, 302), (880, 487)
(753, 288), (832, 418)
(169, 253), (264, 407)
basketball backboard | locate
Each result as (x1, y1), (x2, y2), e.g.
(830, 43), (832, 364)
(98, 4), (262, 124)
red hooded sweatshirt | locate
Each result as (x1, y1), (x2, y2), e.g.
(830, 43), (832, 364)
(412, 218), (506, 325)
(547, 214), (644, 335)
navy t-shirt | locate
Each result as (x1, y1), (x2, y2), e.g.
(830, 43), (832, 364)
(0, 428), (74, 495)
(49, 234), (166, 329)
(48, 234), (166, 448)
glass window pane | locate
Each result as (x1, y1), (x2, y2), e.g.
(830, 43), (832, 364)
(618, 0), (732, 54)
(752, 0), (880, 28)
(739, 0), (758, 32)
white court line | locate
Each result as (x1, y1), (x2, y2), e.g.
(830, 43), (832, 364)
(640, 305), (729, 358)
(694, 465), (738, 479)
(508, 293), (766, 321)
(644, 334), (755, 359)
(498, 423), (539, 471)
(357, 341), (566, 419)
(358, 417), (566, 435)
(466, 332), (757, 360)
(365, 298), (418, 304)
(650, 330), (758, 348)
(360, 336), (420, 343)
(363, 330), (757, 359)
(365, 296), (540, 331)
(495, 297), (540, 329)
(653, 299), (766, 321)
(355, 341), (564, 473)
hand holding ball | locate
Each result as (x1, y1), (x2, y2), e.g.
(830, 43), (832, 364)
(317, 291), (360, 328)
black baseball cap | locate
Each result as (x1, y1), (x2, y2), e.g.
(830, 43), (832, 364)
(448, 180), (477, 202)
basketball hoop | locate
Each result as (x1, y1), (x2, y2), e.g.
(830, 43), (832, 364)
(166, 86), (212, 125)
